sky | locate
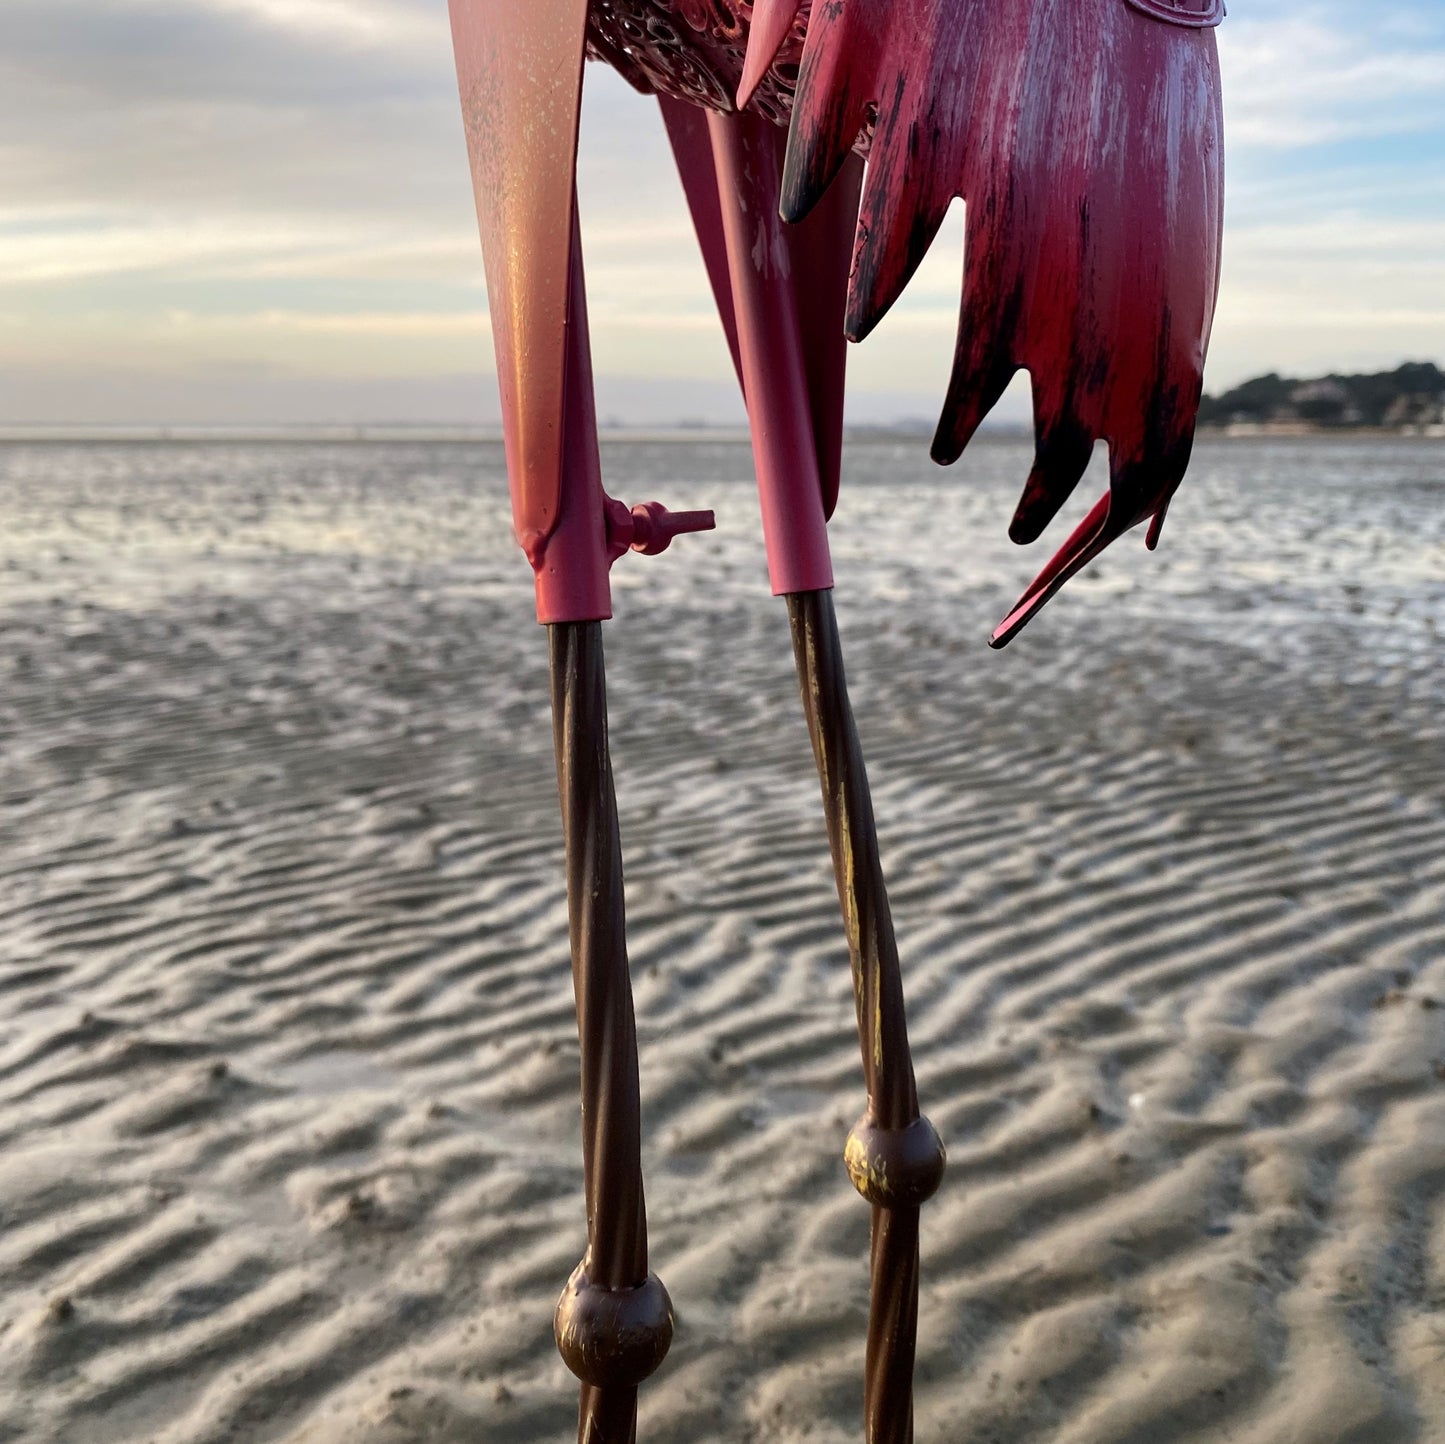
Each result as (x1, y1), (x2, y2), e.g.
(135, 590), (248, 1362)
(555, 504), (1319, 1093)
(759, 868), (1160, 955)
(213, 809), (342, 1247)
(1, 0), (1442, 428)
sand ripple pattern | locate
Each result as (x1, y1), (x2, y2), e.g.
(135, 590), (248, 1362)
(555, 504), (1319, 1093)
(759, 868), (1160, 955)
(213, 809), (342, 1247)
(0, 437), (1441, 1443)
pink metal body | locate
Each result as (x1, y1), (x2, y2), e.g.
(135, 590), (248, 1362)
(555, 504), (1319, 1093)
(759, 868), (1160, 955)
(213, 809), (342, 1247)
(449, 0), (1225, 643)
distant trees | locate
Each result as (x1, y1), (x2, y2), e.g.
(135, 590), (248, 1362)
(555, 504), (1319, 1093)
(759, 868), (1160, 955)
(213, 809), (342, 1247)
(1198, 362), (1445, 431)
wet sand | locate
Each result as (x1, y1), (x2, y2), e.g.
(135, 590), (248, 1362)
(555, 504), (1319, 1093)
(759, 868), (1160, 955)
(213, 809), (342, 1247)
(0, 436), (1441, 1443)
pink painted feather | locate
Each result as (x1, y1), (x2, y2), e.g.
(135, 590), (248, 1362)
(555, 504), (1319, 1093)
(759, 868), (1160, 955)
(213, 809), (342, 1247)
(778, 0), (1225, 643)
(451, 0), (1226, 642)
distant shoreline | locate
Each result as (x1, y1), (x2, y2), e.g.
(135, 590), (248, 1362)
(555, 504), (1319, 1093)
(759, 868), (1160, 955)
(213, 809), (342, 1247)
(1, 422), (1441, 445)
(1198, 421), (1445, 439)
(0, 423), (1018, 446)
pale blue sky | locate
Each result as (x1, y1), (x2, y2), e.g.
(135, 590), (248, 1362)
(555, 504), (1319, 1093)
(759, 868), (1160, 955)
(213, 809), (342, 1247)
(1, 0), (1441, 425)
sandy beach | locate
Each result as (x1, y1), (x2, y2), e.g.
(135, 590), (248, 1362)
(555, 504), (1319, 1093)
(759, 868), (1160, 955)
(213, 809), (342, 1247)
(0, 434), (1441, 1443)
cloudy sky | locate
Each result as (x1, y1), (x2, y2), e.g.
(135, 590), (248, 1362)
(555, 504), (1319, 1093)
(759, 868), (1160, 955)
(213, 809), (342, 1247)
(2, 0), (1442, 426)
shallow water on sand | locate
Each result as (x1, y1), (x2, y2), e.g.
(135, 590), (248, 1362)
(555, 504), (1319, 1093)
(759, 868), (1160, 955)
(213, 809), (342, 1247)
(0, 436), (1441, 1443)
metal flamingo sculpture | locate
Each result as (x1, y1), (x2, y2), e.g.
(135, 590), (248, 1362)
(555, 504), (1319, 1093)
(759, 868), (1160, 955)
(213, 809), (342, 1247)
(445, 1), (1224, 1439)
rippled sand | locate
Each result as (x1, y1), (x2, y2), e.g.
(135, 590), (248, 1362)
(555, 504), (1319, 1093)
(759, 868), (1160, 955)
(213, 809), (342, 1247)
(0, 436), (1441, 1443)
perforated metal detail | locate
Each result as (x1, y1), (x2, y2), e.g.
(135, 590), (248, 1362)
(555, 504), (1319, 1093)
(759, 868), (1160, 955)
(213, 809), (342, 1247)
(587, 0), (810, 123)
(1123, 0), (1225, 28)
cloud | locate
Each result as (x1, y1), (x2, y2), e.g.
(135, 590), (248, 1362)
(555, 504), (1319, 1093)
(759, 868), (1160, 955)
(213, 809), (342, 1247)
(163, 307), (491, 337)
(1220, 6), (1445, 148)
(1, 215), (362, 285)
(0, 0), (464, 229)
(1, 0), (1441, 423)
(206, 0), (442, 52)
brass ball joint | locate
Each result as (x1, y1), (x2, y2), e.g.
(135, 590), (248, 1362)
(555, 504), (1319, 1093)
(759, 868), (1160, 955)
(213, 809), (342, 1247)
(555, 1266), (675, 1390)
(844, 1114), (947, 1210)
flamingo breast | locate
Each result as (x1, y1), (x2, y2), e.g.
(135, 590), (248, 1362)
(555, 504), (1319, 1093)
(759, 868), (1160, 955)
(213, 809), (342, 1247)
(586, 1), (810, 126)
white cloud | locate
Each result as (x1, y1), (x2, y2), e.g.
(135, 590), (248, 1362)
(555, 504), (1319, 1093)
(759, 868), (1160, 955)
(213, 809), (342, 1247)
(0, 0), (1440, 422)
(205, 0), (442, 52)
(0, 215), (356, 285)
(1220, 11), (1445, 148)
(164, 307), (491, 337)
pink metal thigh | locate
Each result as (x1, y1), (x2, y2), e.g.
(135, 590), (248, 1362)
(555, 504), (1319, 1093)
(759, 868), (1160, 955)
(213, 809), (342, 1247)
(664, 100), (861, 598)
(448, 0), (713, 624)
(539, 216), (614, 623)
(708, 111), (833, 596)
(447, 0), (588, 572)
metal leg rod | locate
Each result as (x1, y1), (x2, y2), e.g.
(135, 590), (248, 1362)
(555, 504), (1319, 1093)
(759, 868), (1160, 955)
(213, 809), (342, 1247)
(787, 591), (944, 1444)
(549, 622), (673, 1444)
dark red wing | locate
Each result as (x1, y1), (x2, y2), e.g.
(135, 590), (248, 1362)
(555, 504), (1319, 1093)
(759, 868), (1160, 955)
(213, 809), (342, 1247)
(774, 0), (1225, 645)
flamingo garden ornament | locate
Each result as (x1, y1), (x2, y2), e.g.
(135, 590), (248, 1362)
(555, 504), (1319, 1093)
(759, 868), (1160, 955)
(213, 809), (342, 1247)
(445, 1), (1225, 1438)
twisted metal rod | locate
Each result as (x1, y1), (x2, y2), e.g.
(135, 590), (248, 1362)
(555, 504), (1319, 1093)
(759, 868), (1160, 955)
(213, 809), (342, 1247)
(787, 590), (944, 1444)
(549, 622), (672, 1444)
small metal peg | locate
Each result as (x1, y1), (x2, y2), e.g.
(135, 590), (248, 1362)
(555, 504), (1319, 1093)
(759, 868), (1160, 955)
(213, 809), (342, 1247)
(607, 498), (716, 560)
(626, 500), (715, 555)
